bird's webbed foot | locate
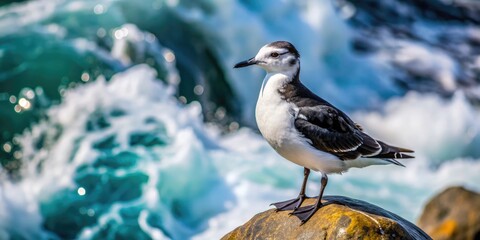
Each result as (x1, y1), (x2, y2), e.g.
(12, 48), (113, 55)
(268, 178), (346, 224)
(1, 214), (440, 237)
(270, 194), (311, 211)
(290, 199), (340, 224)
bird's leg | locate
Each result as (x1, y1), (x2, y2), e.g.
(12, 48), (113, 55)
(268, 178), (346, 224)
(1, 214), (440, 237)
(292, 168), (311, 210)
(291, 173), (334, 224)
(271, 168), (311, 211)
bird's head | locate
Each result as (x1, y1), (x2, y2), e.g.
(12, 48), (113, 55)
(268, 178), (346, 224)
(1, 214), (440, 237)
(234, 41), (300, 74)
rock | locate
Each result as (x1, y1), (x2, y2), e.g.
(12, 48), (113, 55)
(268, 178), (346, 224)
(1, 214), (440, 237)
(222, 196), (431, 240)
(417, 186), (480, 240)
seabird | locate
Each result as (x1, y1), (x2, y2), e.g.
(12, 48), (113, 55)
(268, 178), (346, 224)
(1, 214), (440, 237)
(234, 41), (414, 223)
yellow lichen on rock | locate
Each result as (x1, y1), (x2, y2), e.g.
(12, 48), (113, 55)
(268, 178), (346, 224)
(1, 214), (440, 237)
(431, 219), (457, 239)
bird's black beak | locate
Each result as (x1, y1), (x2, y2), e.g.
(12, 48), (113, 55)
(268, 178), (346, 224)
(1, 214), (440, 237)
(234, 57), (257, 68)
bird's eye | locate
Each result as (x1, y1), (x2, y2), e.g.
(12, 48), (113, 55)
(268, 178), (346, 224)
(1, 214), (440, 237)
(270, 52), (279, 58)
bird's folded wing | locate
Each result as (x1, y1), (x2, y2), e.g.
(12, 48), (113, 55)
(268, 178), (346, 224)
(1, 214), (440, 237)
(294, 106), (381, 160)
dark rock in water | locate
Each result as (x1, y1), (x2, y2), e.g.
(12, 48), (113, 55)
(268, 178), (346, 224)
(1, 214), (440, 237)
(222, 196), (431, 240)
(417, 186), (480, 240)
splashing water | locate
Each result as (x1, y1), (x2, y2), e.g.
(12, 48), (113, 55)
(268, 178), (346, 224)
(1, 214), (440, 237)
(1, 0), (480, 239)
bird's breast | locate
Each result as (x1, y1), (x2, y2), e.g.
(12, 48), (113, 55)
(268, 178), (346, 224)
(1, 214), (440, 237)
(255, 80), (295, 150)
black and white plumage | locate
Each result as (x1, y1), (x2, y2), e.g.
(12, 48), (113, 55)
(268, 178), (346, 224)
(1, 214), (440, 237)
(234, 41), (414, 223)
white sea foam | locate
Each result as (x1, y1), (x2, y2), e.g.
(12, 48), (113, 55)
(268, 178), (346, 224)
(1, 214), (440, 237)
(1, 65), (219, 239)
(355, 91), (480, 163)
(392, 42), (458, 91)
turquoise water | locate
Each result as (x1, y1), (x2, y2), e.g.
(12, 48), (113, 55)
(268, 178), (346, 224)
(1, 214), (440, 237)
(0, 0), (239, 169)
(1, 0), (480, 239)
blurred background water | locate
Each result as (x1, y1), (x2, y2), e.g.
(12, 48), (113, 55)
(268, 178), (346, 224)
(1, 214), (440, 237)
(1, 0), (480, 239)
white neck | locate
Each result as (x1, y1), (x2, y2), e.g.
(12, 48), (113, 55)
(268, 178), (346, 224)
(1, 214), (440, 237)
(259, 73), (288, 97)
(259, 66), (298, 97)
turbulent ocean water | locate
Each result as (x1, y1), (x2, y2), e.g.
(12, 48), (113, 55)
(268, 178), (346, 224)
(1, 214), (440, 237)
(1, 0), (480, 239)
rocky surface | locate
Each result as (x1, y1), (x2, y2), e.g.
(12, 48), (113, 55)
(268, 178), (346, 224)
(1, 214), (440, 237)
(222, 196), (431, 240)
(417, 186), (480, 240)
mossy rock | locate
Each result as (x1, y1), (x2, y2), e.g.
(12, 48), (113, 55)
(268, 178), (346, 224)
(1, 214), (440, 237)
(222, 196), (430, 240)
